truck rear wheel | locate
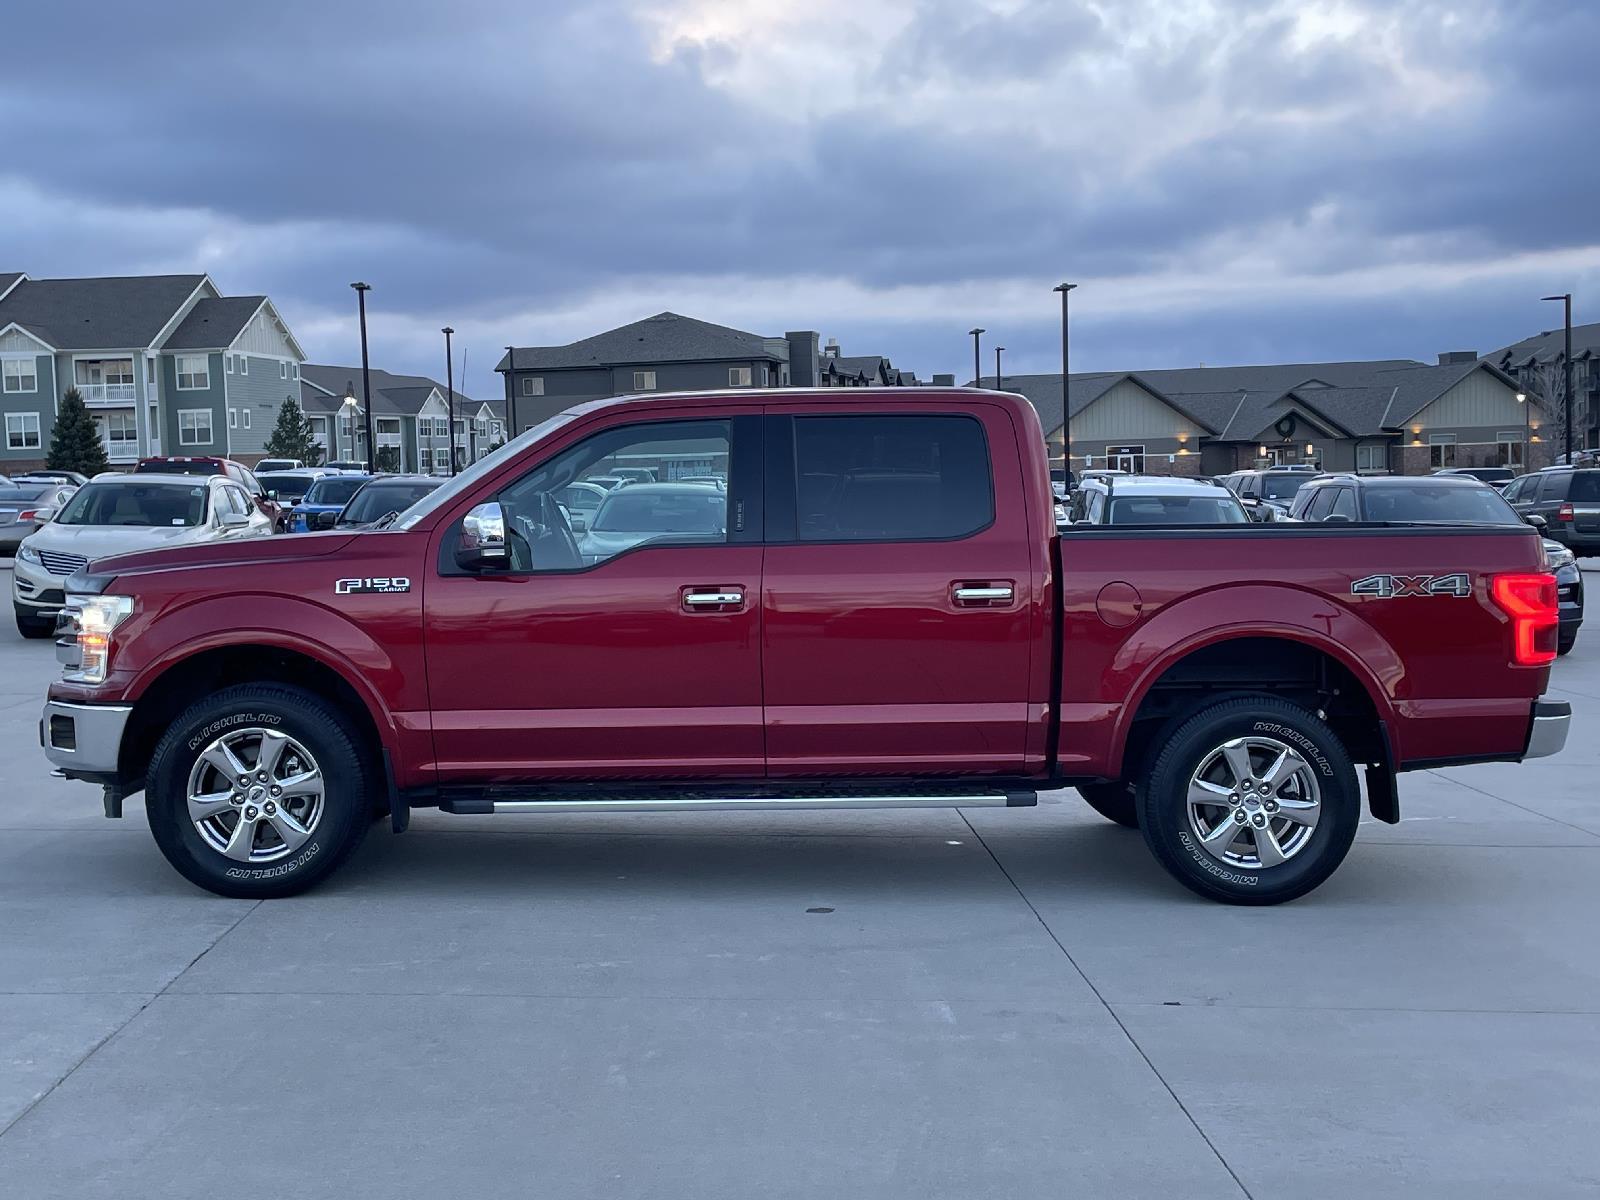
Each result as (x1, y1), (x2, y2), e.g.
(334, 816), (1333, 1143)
(1136, 697), (1359, 905)
(1076, 782), (1138, 828)
(144, 684), (373, 898)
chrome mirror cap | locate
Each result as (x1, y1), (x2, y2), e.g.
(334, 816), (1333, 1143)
(458, 501), (508, 570)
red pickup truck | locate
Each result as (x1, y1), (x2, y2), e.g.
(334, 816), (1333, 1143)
(41, 389), (1570, 904)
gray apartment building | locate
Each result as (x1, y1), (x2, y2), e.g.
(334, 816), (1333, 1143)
(495, 312), (913, 434)
(1487, 320), (1599, 455)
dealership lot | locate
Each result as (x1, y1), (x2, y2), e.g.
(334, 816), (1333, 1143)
(2, 559), (1598, 1198)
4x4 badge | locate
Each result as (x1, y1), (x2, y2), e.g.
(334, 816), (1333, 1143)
(1351, 573), (1470, 598)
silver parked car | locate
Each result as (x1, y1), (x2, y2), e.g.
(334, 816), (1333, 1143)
(0, 481), (78, 555)
(576, 482), (726, 564)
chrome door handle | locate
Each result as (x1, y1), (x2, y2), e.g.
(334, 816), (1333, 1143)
(683, 590), (744, 606)
(953, 586), (1013, 602)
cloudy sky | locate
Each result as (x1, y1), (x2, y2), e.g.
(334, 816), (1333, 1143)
(4, 0), (1596, 395)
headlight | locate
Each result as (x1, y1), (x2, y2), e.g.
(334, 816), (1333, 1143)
(63, 595), (134, 685)
(1546, 545), (1576, 571)
(18, 543), (42, 565)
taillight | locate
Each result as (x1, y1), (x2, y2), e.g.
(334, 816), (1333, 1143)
(1490, 573), (1558, 666)
(16, 509), (37, 522)
(1558, 502), (1575, 522)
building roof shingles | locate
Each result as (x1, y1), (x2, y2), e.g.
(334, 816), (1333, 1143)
(162, 296), (266, 350)
(0, 274), (207, 349)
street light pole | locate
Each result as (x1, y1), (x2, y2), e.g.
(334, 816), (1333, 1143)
(968, 328), (984, 390)
(1054, 283), (1078, 474)
(442, 326), (457, 476)
(994, 346), (1005, 391)
(350, 283), (375, 471)
(504, 345), (517, 440)
(1541, 293), (1575, 464)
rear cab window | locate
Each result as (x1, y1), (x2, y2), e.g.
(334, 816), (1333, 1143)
(1569, 472), (1600, 503)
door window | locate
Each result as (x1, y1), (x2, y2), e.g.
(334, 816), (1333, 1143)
(790, 415), (992, 542)
(1538, 473), (1569, 501)
(1302, 487), (1336, 521)
(494, 420), (732, 572)
(1328, 488), (1359, 520)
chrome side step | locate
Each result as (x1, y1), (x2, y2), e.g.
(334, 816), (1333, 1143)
(438, 787), (1036, 816)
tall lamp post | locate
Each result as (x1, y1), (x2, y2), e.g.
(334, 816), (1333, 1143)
(1540, 293), (1574, 464)
(504, 345), (517, 440)
(1517, 392), (1529, 470)
(994, 346), (1005, 391)
(968, 328), (984, 390)
(442, 326), (457, 476)
(1054, 282), (1077, 474)
(350, 282), (376, 470)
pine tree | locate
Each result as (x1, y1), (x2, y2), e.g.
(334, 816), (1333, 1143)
(263, 396), (325, 466)
(46, 387), (111, 476)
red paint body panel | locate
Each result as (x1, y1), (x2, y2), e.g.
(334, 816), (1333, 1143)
(47, 388), (1553, 796)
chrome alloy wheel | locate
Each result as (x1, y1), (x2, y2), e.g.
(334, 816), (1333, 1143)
(185, 728), (325, 863)
(1185, 736), (1322, 870)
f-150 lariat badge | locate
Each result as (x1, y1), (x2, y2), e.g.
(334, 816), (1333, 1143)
(1350, 573), (1471, 598)
(335, 577), (412, 595)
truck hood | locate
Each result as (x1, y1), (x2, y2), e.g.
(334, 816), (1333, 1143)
(89, 531), (360, 579)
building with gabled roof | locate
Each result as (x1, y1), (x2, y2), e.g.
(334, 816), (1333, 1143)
(300, 364), (489, 473)
(0, 271), (304, 469)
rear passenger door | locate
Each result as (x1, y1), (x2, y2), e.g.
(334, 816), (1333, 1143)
(760, 406), (1039, 776)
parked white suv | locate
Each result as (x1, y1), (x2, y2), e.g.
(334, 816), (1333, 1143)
(12, 473), (272, 638)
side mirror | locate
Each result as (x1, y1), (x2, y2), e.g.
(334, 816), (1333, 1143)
(310, 510), (339, 531)
(220, 510), (251, 529)
(1525, 514), (1548, 530)
(1321, 513), (1353, 524)
(568, 511), (589, 534)
(265, 489), (279, 501)
(456, 501), (508, 570)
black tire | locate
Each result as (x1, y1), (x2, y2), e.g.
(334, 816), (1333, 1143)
(15, 606), (55, 640)
(1136, 696), (1360, 905)
(145, 683), (373, 898)
(1558, 628), (1577, 656)
(1077, 781), (1138, 828)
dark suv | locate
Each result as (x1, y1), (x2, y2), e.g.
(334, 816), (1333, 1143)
(1501, 468), (1600, 556)
(1289, 473), (1531, 526)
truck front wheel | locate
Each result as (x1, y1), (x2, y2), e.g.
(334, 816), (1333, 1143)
(145, 684), (373, 898)
(1136, 697), (1360, 905)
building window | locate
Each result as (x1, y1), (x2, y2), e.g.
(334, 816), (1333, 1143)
(239, 355), (248, 375)
(225, 356), (234, 374)
(433, 447), (450, 472)
(1, 358), (37, 393)
(1428, 433), (1456, 468)
(5, 412), (41, 449)
(241, 409), (251, 430)
(290, 362), (299, 380)
(1356, 443), (1387, 473)
(103, 411), (138, 452)
(521, 376), (544, 397)
(279, 361), (288, 379)
(729, 366), (752, 387)
(1106, 443), (1146, 473)
(176, 355), (210, 390)
(228, 408), (238, 429)
(178, 408), (213, 446)
(632, 370), (657, 391)
(1497, 431), (1524, 467)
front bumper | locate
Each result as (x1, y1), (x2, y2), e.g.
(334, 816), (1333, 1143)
(41, 699), (132, 776)
(1524, 700), (1572, 760)
(11, 555), (68, 613)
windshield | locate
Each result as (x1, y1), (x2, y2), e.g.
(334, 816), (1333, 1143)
(556, 484), (606, 514)
(339, 481), (442, 525)
(395, 411), (580, 530)
(1362, 484), (1521, 524)
(1261, 474), (1315, 499)
(1108, 494), (1249, 525)
(135, 460), (220, 476)
(260, 473), (318, 495)
(303, 476), (368, 506)
(591, 489), (725, 533)
(56, 482), (206, 527)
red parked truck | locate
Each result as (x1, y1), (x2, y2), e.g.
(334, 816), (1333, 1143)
(41, 389), (1570, 904)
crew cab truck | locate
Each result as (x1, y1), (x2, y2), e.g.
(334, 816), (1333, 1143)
(40, 389), (1571, 904)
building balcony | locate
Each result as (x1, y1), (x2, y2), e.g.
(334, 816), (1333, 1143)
(76, 383), (138, 405)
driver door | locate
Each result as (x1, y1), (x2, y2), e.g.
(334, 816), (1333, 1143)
(423, 411), (765, 782)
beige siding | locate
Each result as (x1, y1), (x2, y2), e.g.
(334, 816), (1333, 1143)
(1411, 369), (1524, 429)
(1071, 379), (1201, 441)
(234, 304), (300, 359)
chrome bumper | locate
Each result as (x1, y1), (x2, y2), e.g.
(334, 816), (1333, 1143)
(41, 700), (132, 775)
(1524, 700), (1572, 760)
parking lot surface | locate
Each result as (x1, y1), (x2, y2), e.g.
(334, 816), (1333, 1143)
(2, 559), (1598, 1199)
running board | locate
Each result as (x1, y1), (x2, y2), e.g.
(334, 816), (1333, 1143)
(437, 785), (1037, 816)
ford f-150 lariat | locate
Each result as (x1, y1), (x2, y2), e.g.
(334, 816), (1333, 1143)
(40, 389), (1570, 904)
